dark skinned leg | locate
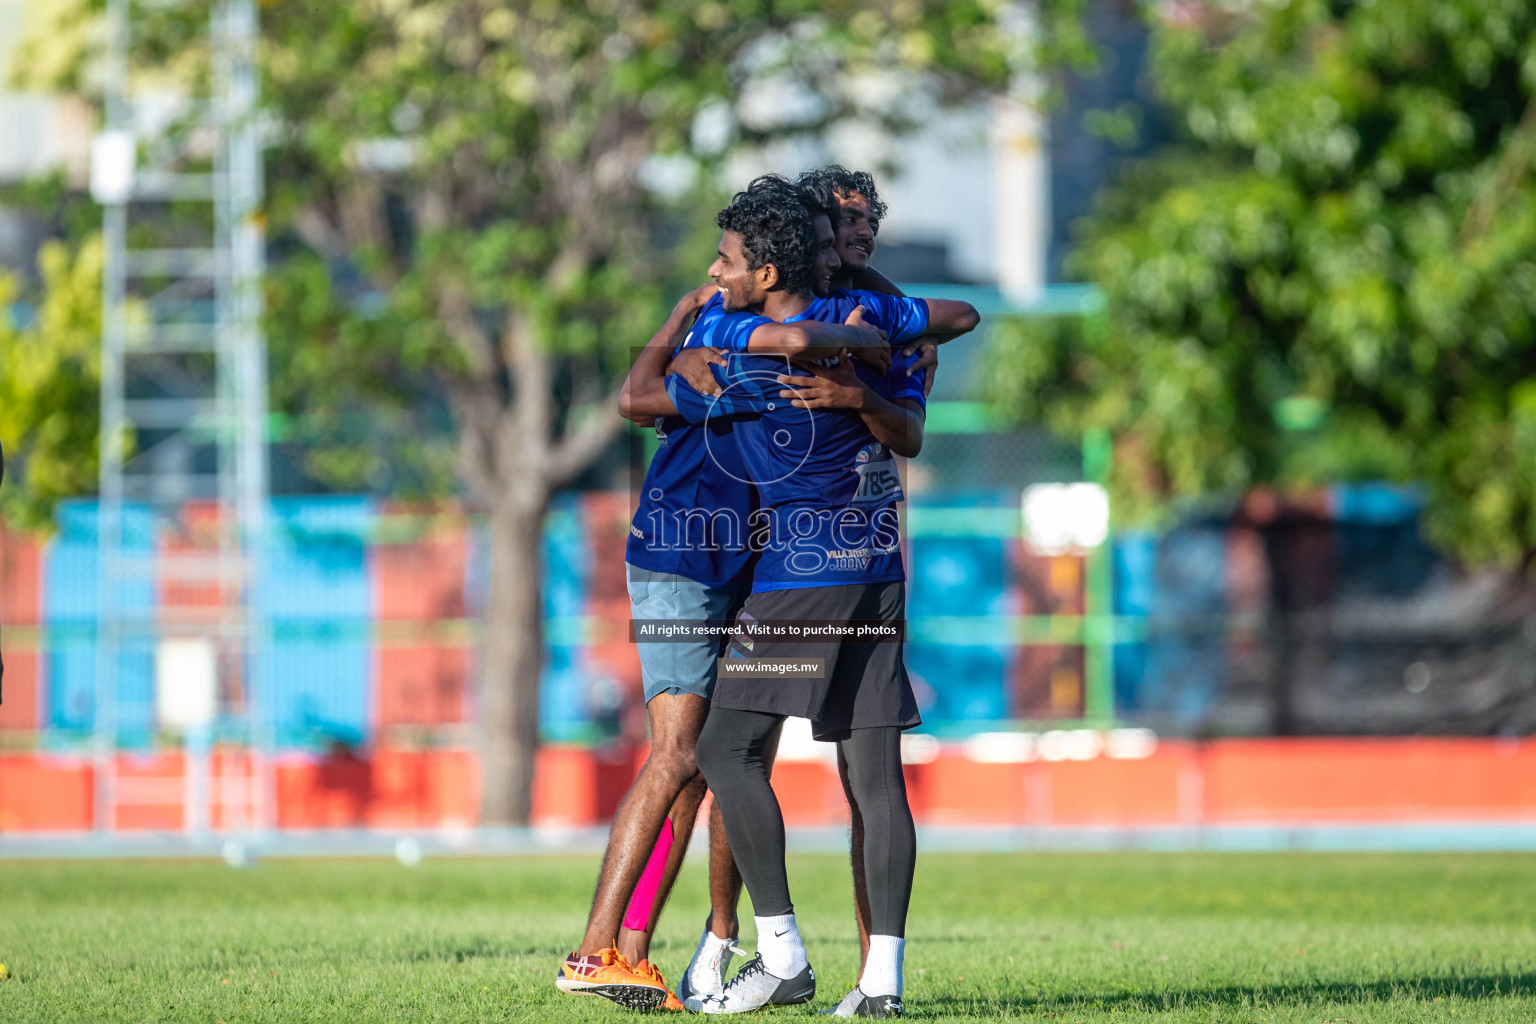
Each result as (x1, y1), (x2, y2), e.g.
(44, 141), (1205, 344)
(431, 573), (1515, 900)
(837, 745), (873, 973)
(577, 692), (710, 957)
(705, 719), (783, 941)
(615, 771), (709, 964)
(706, 798), (741, 942)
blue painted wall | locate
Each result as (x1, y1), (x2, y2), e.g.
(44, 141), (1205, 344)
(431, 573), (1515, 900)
(258, 497), (374, 746)
(43, 502), (155, 743)
(906, 495), (1013, 723)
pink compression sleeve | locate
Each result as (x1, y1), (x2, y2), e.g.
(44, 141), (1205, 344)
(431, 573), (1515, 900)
(621, 817), (674, 932)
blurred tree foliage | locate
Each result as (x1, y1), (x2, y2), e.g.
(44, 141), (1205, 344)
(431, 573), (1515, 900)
(991, 0), (1536, 568)
(0, 175), (119, 530)
(0, 236), (104, 532)
(12, 0), (1090, 823)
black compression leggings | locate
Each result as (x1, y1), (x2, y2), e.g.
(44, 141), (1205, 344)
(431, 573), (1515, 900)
(696, 708), (916, 936)
(839, 723), (917, 937)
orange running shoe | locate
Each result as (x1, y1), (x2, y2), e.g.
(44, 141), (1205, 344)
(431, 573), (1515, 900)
(634, 959), (685, 1012)
(555, 947), (668, 1010)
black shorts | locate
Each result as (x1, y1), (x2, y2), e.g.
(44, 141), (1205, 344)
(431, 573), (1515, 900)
(713, 581), (920, 742)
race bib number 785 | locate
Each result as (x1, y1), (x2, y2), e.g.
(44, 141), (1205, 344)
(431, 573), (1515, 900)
(851, 443), (904, 508)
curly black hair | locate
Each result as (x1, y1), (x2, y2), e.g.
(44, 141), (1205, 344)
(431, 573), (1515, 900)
(793, 174), (841, 228)
(796, 165), (887, 234)
(716, 176), (818, 297)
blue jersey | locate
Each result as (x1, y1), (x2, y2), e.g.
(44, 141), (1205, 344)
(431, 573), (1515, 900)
(664, 290), (929, 591)
(624, 293), (773, 587)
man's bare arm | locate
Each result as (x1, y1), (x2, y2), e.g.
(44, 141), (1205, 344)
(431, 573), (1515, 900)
(617, 286), (713, 421)
(920, 298), (981, 340)
(895, 297), (983, 395)
(775, 352), (926, 458)
(747, 317), (892, 372)
(837, 274), (957, 397)
(847, 266), (905, 297)
(841, 273), (977, 342)
(670, 302), (896, 396)
(855, 394), (925, 459)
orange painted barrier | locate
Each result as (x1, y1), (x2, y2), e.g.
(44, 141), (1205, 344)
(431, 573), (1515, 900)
(375, 645), (472, 727)
(0, 651), (39, 733)
(772, 761), (848, 826)
(372, 505), (469, 624)
(1198, 737), (1536, 823)
(0, 754), (93, 831)
(0, 525), (41, 732)
(3, 737), (1536, 834)
(372, 506), (473, 729)
(274, 747), (480, 828)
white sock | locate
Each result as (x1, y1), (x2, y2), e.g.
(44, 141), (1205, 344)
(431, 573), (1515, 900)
(753, 913), (808, 978)
(858, 935), (905, 997)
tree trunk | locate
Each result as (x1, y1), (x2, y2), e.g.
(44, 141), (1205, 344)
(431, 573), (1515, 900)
(479, 486), (549, 826)
(465, 307), (623, 826)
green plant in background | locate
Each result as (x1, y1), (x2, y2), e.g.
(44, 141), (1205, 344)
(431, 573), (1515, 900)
(990, 0), (1536, 568)
(0, 236), (105, 533)
(9, 0), (1092, 824)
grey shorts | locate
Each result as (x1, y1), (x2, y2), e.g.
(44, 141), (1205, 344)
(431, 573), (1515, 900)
(627, 564), (747, 703)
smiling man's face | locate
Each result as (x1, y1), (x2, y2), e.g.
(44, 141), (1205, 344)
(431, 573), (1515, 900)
(708, 229), (770, 312)
(834, 191), (877, 272)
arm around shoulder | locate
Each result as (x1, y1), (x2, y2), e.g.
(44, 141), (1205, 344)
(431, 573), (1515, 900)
(922, 298), (981, 338)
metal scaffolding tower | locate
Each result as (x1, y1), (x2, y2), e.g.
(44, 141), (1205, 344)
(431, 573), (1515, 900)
(95, 0), (270, 840)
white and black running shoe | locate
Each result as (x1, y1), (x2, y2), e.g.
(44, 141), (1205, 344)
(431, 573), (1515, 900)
(679, 914), (739, 1007)
(820, 986), (903, 1018)
(820, 985), (866, 1016)
(694, 953), (815, 1014)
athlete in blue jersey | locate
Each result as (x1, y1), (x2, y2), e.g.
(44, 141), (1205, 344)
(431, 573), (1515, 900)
(669, 168), (972, 412)
(665, 296), (930, 595)
(559, 178), (890, 1011)
(622, 185), (980, 1016)
(801, 166), (953, 395)
(623, 289), (893, 586)
(665, 171), (977, 1016)
(797, 169), (972, 1013)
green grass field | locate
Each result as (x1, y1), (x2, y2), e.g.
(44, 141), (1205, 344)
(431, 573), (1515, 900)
(1, 852), (1533, 1022)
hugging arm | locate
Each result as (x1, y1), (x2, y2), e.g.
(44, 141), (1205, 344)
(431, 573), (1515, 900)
(856, 395), (925, 459)
(618, 286), (715, 422)
(915, 298), (980, 342)
(899, 297), (983, 394)
(668, 302), (896, 396)
(848, 266), (905, 297)
(747, 317), (891, 372)
(775, 354), (926, 459)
